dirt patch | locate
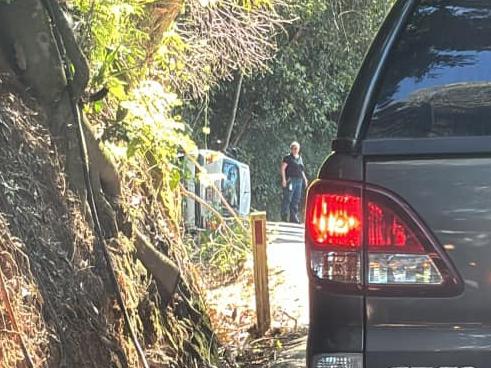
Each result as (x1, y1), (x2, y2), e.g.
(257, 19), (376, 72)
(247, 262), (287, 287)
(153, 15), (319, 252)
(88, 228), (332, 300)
(205, 230), (309, 368)
(0, 91), (127, 367)
(236, 329), (307, 368)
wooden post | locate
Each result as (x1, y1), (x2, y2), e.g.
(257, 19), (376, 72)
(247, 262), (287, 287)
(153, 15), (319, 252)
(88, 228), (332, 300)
(250, 211), (270, 335)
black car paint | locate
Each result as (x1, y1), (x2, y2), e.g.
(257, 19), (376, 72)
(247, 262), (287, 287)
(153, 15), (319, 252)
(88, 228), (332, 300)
(308, 0), (491, 367)
(365, 159), (491, 366)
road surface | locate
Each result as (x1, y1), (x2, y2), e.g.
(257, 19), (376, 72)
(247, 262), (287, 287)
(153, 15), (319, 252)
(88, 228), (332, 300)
(266, 222), (308, 368)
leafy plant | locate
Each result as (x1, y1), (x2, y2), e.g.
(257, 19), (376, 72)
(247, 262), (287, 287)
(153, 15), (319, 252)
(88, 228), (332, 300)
(110, 80), (196, 224)
(69, 0), (150, 97)
(197, 218), (251, 285)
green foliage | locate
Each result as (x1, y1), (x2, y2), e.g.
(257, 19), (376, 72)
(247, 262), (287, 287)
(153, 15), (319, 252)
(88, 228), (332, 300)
(122, 81), (195, 161)
(68, 0), (289, 283)
(196, 218), (251, 285)
(68, 0), (286, 280)
(107, 81), (196, 224)
(239, 0), (273, 10)
(69, 0), (151, 100)
(70, 0), (287, 102)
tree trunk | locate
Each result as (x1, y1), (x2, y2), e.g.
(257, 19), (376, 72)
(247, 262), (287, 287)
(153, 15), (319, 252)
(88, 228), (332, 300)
(231, 110), (254, 147)
(222, 72), (244, 151)
(134, 230), (180, 306)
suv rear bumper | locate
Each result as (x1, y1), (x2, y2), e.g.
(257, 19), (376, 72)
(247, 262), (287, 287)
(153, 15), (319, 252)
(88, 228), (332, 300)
(307, 286), (364, 367)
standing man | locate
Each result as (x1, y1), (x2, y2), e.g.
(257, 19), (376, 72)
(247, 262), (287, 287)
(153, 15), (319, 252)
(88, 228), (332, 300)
(280, 141), (308, 223)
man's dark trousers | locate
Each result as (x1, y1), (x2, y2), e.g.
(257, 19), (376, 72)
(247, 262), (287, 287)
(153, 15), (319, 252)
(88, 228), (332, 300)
(281, 177), (303, 223)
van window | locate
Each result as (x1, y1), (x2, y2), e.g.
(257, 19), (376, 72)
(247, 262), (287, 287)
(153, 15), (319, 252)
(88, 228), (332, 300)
(367, 1), (491, 138)
(222, 160), (240, 212)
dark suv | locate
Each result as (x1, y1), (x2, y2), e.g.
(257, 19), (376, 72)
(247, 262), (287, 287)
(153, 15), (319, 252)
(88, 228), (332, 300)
(305, 1), (491, 367)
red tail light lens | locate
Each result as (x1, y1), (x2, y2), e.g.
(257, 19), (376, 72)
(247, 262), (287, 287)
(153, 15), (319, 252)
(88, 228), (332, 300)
(308, 194), (361, 248)
(306, 184), (363, 284)
(367, 201), (424, 254)
(305, 180), (462, 296)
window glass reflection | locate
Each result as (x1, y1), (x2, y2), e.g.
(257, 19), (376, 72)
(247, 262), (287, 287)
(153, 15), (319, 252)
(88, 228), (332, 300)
(368, 1), (491, 138)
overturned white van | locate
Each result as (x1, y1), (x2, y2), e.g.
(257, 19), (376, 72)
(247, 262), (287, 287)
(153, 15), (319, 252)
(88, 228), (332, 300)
(183, 150), (251, 229)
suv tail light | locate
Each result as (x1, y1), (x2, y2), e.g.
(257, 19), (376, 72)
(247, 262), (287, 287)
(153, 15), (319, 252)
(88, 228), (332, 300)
(307, 186), (363, 285)
(306, 180), (462, 296)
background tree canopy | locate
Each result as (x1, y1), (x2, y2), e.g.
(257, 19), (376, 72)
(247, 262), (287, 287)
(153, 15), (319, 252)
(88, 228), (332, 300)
(197, 0), (395, 218)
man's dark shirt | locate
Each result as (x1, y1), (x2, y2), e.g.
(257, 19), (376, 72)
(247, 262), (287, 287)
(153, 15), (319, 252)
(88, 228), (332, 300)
(283, 154), (305, 178)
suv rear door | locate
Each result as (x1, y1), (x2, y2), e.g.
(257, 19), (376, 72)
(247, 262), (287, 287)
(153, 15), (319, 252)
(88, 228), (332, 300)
(360, 1), (491, 366)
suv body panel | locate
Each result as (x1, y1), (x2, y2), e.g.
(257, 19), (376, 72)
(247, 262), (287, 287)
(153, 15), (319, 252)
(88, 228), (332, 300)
(365, 158), (491, 366)
(308, 0), (491, 367)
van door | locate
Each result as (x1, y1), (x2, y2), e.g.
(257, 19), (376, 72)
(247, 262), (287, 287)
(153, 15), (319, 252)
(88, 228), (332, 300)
(239, 164), (251, 216)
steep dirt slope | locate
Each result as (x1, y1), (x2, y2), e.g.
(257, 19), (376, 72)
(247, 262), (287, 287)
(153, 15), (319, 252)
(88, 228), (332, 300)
(0, 90), (130, 367)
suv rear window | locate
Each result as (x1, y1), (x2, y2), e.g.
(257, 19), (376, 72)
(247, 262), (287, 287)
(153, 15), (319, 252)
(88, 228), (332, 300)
(367, 0), (491, 139)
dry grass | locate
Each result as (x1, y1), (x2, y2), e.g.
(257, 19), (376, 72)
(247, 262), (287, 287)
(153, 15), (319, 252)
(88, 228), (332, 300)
(0, 90), (126, 367)
(0, 217), (49, 367)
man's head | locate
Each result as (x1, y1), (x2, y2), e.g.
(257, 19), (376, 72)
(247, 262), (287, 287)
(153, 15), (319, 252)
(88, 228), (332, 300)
(290, 141), (300, 156)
